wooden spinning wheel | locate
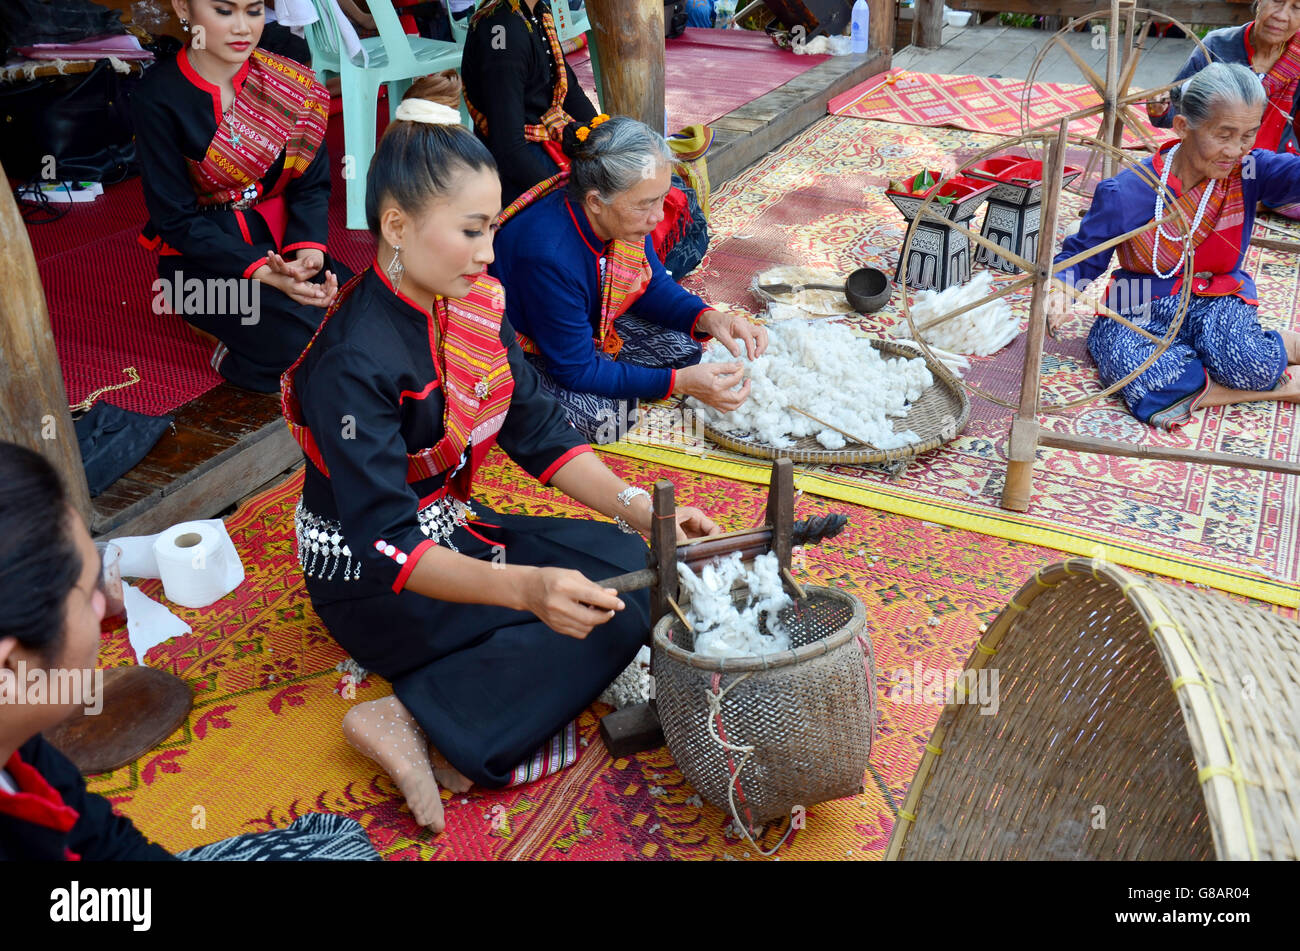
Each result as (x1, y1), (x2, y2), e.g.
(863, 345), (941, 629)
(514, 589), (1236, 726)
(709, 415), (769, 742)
(896, 119), (1300, 513)
(1018, 0), (1211, 190)
(898, 128), (1191, 413)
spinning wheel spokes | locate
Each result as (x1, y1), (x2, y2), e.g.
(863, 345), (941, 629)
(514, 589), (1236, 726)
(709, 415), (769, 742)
(1018, 3), (1212, 191)
(896, 128), (1193, 414)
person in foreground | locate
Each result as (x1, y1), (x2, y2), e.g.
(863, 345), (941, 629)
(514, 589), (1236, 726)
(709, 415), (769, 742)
(1054, 62), (1300, 428)
(0, 442), (376, 861)
(491, 116), (767, 444)
(133, 0), (344, 392)
(280, 99), (723, 832)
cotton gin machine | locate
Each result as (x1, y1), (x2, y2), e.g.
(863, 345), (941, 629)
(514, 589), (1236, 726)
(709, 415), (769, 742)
(597, 460), (877, 844)
(887, 559), (1300, 861)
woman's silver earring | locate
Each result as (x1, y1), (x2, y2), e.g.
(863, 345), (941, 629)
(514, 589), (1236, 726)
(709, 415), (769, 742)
(386, 245), (404, 290)
(181, 18), (190, 33)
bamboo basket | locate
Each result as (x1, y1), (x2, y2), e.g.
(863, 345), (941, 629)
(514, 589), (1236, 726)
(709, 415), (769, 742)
(700, 339), (969, 466)
(653, 585), (876, 831)
(886, 559), (1300, 861)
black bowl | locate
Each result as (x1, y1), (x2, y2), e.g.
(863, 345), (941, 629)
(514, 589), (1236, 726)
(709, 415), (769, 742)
(845, 267), (892, 313)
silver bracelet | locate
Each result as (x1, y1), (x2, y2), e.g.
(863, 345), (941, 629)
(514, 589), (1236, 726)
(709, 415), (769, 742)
(614, 486), (650, 534)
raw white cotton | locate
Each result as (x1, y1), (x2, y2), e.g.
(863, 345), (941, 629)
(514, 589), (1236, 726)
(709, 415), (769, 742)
(902, 271), (1021, 356)
(598, 645), (652, 709)
(692, 319), (933, 450)
(678, 552), (791, 659)
(887, 336), (971, 378)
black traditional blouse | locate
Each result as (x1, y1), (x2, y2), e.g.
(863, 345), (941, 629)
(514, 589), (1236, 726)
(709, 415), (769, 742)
(460, 0), (599, 200)
(130, 48), (332, 279)
(294, 266), (591, 598)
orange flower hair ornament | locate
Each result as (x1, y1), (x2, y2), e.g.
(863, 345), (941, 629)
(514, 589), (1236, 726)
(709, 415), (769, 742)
(574, 114), (612, 143)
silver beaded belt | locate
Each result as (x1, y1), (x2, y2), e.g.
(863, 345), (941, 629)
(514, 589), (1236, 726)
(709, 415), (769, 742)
(294, 497), (474, 581)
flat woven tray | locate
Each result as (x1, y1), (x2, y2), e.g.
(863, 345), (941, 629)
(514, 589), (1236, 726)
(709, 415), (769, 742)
(701, 338), (971, 466)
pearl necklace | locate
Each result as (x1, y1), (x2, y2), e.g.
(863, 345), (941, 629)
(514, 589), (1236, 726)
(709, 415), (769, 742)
(1150, 144), (1216, 280)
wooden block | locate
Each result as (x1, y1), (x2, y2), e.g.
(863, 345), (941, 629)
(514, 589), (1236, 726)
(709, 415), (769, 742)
(598, 702), (665, 758)
(43, 666), (193, 776)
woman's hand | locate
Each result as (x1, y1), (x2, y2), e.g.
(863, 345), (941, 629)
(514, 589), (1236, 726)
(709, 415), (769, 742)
(521, 566), (625, 639)
(1145, 92), (1171, 121)
(675, 505), (721, 542)
(699, 308), (768, 359)
(267, 249), (324, 282)
(673, 361), (750, 412)
(255, 265), (339, 308)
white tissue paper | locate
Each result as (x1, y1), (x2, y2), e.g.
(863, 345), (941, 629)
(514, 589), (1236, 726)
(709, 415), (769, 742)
(122, 583), (192, 658)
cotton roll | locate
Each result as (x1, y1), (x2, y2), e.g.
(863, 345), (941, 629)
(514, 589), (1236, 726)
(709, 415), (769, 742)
(153, 521), (230, 608)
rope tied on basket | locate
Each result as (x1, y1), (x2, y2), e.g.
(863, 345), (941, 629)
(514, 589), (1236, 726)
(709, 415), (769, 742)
(705, 671), (797, 858)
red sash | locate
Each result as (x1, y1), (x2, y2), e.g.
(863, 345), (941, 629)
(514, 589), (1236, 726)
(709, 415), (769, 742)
(1246, 23), (1300, 154)
(496, 172), (652, 359)
(280, 271), (516, 502)
(186, 48), (329, 208)
(1116, 146), (1247, 290)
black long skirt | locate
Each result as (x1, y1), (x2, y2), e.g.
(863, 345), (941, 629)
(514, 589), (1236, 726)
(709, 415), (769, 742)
(309, 503), (651, 788)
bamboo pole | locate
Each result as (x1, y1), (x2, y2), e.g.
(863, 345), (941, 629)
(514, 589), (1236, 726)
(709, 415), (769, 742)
(1002, 120), (1068, 512)
(0, 160), (92, 522)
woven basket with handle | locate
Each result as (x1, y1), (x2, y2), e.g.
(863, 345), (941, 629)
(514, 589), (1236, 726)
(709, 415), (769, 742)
(652, 585), (876, 830)
(887, 559), (1300, 861)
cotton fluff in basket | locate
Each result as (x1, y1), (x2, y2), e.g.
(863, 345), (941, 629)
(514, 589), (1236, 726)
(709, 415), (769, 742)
(692, 319), (933, 450)
(677, 552), (792, 659)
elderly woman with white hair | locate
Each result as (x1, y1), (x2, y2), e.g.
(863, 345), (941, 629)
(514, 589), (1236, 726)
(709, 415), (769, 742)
(1054, 61), (1300, 428)
(491, 115), (768, 443)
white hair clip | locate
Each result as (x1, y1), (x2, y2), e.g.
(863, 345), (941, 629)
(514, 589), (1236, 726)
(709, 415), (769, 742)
(393, 98), (463, 127)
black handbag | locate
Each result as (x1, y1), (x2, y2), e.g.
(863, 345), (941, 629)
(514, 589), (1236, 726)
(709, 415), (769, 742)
(0, 58), (139, 183)
(666, 1), (689, 38)
(0, 0), (128, 49)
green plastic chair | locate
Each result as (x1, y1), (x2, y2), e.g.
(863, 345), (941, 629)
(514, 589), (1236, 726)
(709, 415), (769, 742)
(303, 0), (467, 229)
(450, 2), (604, 110)
(550, 1), (605, 109)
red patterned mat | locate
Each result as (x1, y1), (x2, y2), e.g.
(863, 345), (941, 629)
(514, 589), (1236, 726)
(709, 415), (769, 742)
(85, 450), (1087, 860)
(26, 113), (375, 417)
(829, 68), (1161, 146)
(644, 115), (1299, 606)
(569, 27), (827, 131)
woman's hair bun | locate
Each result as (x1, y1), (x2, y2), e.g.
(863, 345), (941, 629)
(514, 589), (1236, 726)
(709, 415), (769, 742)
(561, 121), (586, 160)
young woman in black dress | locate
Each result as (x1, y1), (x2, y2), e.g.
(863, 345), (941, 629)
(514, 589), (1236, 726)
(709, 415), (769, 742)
(282, 98), (722, 832)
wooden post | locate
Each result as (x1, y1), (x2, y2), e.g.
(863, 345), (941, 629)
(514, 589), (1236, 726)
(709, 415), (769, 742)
(915, 0), (945, 50)
(0, 161), (92, 522)
(650, 478), (678, 623)
(766, 458), (794, 570)
(585, 0), (666, 134)
(869, 0), (894, 53)
(1001, 122), (1068, 513)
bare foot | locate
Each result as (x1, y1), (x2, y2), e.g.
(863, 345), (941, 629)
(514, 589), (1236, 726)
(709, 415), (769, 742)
(343, 696), (446, 831)
(430, 746), (474, 794)
(1277, 366), (1300, 402)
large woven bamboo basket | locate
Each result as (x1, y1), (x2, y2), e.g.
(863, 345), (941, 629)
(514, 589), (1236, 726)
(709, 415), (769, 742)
(652, 585), (876, 829)
(886, 559), (1300, 861)
(700, 339), (969, 466)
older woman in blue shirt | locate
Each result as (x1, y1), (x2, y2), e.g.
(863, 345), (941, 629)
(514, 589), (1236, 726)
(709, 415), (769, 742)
(491, 116), (766, 443)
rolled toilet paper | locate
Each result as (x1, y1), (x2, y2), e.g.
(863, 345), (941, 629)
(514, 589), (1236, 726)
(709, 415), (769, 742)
(153, 521), (234, 608)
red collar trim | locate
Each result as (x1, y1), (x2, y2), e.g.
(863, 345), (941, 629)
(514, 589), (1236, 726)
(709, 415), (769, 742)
(373, 257), (435, 317)
(1152, 142), (1186, 196)
(1244, 20), (1255, 61)
(178, 47), (253, 126)
(565, 198), (606, 257)
(0, 750), (80, 835)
